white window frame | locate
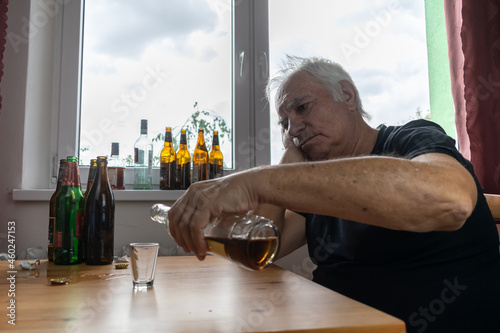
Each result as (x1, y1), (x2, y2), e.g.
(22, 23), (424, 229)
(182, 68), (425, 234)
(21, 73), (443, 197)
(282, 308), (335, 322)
(51, 0), (270, 187)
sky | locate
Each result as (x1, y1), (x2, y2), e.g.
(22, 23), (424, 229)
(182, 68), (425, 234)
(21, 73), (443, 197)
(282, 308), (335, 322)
(80, 0), (429, 166)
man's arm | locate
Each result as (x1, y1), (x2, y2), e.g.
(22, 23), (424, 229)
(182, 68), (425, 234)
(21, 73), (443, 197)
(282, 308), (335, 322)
(250, 152), (477, 233)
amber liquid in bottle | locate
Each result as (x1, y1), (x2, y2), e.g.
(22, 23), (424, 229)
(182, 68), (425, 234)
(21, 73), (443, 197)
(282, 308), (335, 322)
(160, 127), (177, 190)
(176, 129), (191, 189)
(54, 156), (85, 265)
(192, 128), (208, 183)
(48, 159), (66, 261)
(205, 237), (279, 271)
(209, 130), (224, 179)
(85, 156), (115, 265)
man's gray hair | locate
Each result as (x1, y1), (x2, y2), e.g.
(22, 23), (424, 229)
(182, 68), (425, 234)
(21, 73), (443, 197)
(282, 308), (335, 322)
(266, 55), (370, 120)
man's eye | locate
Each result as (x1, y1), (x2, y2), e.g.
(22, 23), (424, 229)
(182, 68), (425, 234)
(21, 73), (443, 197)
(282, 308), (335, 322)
(297, 102), (309, 113)
(278, 119), (288, 130)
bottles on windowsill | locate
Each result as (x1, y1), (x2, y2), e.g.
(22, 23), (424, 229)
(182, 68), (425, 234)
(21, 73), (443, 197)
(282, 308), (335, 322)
(108, 142), (126, 190)
(160, 127), (176, 190)
(134, 119), (153, 190)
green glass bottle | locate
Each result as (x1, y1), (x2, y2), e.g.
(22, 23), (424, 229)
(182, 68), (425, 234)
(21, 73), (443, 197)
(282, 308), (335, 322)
(85, 156), (115, 265)
(54, 156), (85, 265)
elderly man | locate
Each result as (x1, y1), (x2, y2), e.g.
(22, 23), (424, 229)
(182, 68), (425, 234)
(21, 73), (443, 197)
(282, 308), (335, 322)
(167, 56), (500, 332)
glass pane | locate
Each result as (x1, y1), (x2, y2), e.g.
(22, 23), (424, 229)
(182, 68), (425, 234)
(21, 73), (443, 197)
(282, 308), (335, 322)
(269, 0), (430, 164)
(80, 0), (233, 169)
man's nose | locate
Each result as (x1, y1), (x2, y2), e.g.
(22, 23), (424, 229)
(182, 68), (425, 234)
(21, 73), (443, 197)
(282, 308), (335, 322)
(286, 116), (305, 138)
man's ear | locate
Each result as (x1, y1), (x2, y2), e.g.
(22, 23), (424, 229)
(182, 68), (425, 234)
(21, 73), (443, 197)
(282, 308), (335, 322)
(339, 80), (357, 110)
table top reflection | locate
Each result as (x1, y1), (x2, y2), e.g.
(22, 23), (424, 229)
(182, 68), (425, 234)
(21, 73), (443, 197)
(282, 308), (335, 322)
(0, 256), (405, 332)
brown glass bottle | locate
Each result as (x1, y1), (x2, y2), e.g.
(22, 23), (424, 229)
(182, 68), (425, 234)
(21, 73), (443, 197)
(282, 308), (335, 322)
(108, 143), (126, 190)
(48, 159), (66, 261)
(192, 128), (208, 183)
(54, 156), (85, 265)
(209, 130), (224, 179)
(160, 127), (176, 190)
(176, 129), (191, 189)
(85, 156), (115, 265)
(84, 159), (97, 200)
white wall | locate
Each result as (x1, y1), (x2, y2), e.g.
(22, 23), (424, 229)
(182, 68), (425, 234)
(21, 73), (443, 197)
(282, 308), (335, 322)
(0, 0), (313, 279)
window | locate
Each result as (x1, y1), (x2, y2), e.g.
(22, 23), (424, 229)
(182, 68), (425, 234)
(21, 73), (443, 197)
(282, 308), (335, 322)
(268, 0), (431, 164)
(53, 0), (270, 186)
(80, 0), (233, 168)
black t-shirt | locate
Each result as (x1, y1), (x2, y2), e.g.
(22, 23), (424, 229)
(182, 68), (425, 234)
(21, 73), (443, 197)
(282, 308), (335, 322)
(303, 120), (500, 333)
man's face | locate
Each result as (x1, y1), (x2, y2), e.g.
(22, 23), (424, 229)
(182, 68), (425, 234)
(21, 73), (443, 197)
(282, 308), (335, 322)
(277, 71), (359, 160)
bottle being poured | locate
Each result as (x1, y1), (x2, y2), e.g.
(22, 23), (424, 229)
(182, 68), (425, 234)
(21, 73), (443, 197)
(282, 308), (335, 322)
(150, 204), (280, 271)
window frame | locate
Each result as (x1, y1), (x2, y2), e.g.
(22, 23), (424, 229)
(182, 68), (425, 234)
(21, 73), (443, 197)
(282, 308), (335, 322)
(51, 0), (270, 187)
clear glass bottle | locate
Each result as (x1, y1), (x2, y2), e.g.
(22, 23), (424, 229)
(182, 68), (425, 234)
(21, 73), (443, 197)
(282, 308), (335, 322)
(192, 128), (208, 183)
(108, 142), (126, 190)
(176, 129), (191, 189)
(54, 156), (85, 265)
(160, 127), (176, 190)
(150, 204), (280, 271)
(85, 156), (115, 265)
(48, 159), (66, 261)
(209, 130), (224, 179)
(134, 119), (153, 189)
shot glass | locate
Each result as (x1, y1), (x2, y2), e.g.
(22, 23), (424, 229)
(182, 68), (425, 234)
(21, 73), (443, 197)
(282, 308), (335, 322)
(129, 243), (159, 289)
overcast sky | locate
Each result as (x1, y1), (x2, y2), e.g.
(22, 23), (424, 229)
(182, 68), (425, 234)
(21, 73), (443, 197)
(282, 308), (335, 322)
(80, 0), (429, 165)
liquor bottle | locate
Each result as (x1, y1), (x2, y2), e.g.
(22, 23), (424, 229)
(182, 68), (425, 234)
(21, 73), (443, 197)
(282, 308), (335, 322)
(209, 130), (224, 179)
(54, 156), (85, 265)
(176, 129), (191, 189)
(48, 159), (66, 261)
(108, 142), (126, 190)
(85, 156), (115, 265)
(84, 159), (97, 200)
(134, 119), (153, 189)
(192, 128), (208, 183)
(150, 204), (280, 271)
(160, 127), (176, 190)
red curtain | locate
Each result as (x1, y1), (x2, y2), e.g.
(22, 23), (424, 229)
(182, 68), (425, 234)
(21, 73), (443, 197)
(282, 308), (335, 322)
(0, 0), (8, 111)
(444, 0), (500, 194)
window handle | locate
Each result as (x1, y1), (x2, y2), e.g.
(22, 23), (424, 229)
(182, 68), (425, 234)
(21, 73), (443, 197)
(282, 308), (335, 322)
(259, 51), (268, 79)
(239, 50), (245, 78)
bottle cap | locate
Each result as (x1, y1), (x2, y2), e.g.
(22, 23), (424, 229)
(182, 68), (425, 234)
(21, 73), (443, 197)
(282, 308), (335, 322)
(141, 119), (148, 134)
(111, 142), (119, 156)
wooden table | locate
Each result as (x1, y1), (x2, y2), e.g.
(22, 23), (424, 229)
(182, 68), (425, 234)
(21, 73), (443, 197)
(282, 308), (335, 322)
(0, 256), (405, 332)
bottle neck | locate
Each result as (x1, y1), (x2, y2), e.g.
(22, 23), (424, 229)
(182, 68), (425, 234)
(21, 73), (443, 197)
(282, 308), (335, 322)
(62, 161), (81, 187)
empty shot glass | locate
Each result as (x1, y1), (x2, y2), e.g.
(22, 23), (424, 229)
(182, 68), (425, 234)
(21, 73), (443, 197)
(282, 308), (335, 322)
(129, 243), (159, 289)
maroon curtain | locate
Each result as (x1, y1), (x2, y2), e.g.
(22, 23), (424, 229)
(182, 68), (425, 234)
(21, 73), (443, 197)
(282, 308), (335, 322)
(445, 0), (500, 194)
(0, 0), (8, 111)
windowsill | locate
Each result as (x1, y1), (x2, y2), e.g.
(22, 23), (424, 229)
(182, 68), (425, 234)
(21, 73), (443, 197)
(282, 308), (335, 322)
(12, 189), (184, 202)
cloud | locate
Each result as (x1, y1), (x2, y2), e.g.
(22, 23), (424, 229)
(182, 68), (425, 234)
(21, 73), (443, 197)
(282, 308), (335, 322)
(84, 0), (218, 59)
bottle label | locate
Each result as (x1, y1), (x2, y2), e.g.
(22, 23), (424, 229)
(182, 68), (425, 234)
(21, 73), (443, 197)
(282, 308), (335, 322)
(55, 231), (62, 248)
(48, 217), (55, 247)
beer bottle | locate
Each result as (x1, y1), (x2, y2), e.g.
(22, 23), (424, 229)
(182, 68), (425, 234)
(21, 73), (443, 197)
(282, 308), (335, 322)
(192, 128), (208, 183)
(48, 159), (66, 261)
(209, 130), (224, 179)
(84, 159), (97, 200)
(176, 129), (191, 189)
(85, 156), (115, 265)
(160, 127), (176, 190)
(108, 142), (126, 190)
(54, 156), (85, 265)
(134, 119), (153, 189)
